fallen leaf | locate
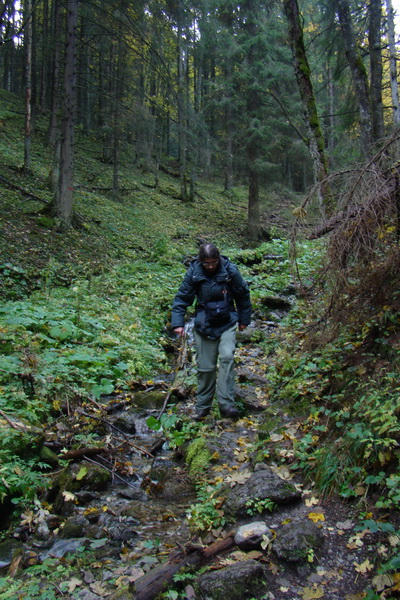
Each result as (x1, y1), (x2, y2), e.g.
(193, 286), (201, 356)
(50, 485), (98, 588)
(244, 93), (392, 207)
(305, 496), (320, 507)
(300, 585), (324, 599)
(90, 581), (107, 595)
(336, 520), (354, 530)
(270, 433), (284, 442)
(389, 535), (400, 547)
(62, 491), (77, 502)
(353, 558), (374, 574)
(270, 465), (292, 480)
(76, 466), (88, 481)
(66, 578), (82, 593)
(372, 573), (394, 592)
(308, 512), (325, 523)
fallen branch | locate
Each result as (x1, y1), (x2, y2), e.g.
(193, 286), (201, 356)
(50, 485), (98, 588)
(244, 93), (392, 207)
(0, 174), (49, 203)
(132, 533), (235, 600)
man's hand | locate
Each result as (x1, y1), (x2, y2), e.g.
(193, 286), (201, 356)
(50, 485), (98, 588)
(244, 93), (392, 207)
(238, 324), (247, 331)
(174, 327), (185, 337)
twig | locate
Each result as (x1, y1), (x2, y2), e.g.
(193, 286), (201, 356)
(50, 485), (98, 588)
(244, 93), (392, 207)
(82, 455), (140, 490)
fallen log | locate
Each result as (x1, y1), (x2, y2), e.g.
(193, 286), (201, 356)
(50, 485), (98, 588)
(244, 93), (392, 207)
(132, 533), (235, 600)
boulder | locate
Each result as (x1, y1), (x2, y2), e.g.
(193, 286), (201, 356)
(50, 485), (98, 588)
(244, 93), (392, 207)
(197, 560), (267, 600)
(223, 468), (301, 518)
(272, 520), (324, 563)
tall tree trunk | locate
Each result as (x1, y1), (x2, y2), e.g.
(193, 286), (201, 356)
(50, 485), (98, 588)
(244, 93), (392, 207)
(283, 0), (332, 216)
(177, 0), (188, 202)
(334, 0), (373, 155)
(386, 0), (400, 126)
(53, 0), (78, 228)
(369, 0), (384, 141)
(48, 0), (62, 146)
(24, 0), (32, 173)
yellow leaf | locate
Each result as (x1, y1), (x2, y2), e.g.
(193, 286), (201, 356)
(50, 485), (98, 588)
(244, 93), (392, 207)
(305, 497), (320, 507)
(300, 585), (324, 599)
(292, 206), (307, 218)
(353, 558), (374, 574)
(308, 512), (325, 523)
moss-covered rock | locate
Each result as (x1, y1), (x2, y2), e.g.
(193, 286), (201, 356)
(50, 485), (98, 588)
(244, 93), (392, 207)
(185, 437), (212, 479)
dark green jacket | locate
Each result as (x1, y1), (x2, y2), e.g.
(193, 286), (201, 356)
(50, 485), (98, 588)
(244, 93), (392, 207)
(171, 257), (252, 339)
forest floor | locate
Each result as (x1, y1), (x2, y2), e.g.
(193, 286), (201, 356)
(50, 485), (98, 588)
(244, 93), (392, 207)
(1, 318), (390, 600)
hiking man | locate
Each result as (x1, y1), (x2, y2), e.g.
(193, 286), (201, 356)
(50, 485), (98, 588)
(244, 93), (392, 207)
(171, 243), (252, 420)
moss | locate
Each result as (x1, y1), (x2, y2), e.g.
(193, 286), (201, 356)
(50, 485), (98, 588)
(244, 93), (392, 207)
(185, 437), (212, 479)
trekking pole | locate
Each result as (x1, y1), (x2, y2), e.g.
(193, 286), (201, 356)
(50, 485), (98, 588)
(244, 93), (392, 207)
(156, 332), (188, 420)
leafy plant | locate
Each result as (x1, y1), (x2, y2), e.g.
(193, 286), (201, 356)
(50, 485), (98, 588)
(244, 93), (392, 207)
(245, 497), (276, 515)
(186, 483), (225, 532)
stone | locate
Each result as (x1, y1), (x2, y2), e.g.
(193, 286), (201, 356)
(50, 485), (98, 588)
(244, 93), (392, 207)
(223, 468), (301, 518)
(272, 520), (324, 563)
(197, 559), (267, 600)
(60, 516), (90, 538)
(113, 412), (137, 434)
(234, 521), (272, 550)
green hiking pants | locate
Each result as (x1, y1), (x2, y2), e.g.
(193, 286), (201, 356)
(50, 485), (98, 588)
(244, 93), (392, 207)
(194, 324), (237, 412)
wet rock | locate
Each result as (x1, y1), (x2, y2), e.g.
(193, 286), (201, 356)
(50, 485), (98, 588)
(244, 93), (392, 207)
(52, 461), (111, 513)
(234, 521), (272, 550)
(117, 485), (148, 502)
(197, 559), (267, 600)
(113, 412), (136, 434)
(0, 539), (23, 570)
(133, 390), (166, 409)
(223, 468), (301, 518)
(75, 490), (101, 504)
(39, 537), (89, 560)
(273, 520), (324, 563)
(60, 515), (90, 538)
(107, 524), (139, 544)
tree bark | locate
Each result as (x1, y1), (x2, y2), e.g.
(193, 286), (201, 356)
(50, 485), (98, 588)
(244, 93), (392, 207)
(386, 0), (400, 126)
(334, 0), (373, 155)
(48, 0), (62, 146)
(23, 0), (32, 173)
(52, 0), (78, 228)
(369, 0), (384, 142)
(283, 0), (332, 216)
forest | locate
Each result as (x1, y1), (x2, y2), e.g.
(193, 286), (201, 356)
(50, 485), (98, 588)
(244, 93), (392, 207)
(1, 0), (400, 599)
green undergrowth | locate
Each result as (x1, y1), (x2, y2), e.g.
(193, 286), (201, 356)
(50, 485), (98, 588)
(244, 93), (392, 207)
(269, 299), (400, 503)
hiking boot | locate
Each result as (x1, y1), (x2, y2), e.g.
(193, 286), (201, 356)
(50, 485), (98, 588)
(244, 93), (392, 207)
(219, 406), (239, 419)
(194, 409), (210, 421)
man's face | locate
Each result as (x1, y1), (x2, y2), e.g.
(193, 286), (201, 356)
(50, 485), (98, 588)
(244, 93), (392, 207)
(202, 258), (219, 274)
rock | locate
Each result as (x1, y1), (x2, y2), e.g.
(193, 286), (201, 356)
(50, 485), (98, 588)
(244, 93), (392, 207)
(52, 461), (111, 513)
(223, 468), (301, 518)
(260, 294), (292, 310)
(113, 412), (137, 434)
(273, 520), (324, 563)
(60, 516), (90, 538)
(234, 521), (272, 550)
(39, 537), (89, 560)
(0, 539), (23, 570)
(197, 559), (267, 600)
